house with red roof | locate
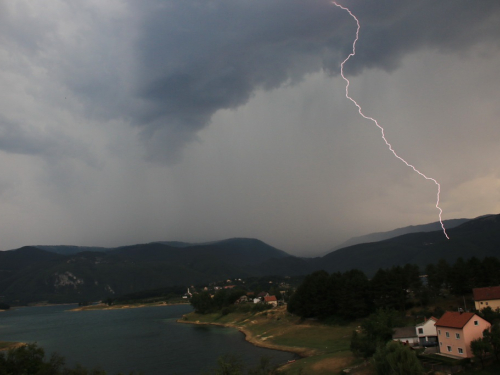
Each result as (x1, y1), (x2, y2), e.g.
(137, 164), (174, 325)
(264, 295), (278, 307)
(473, 286), (500, 311)
(435, 311), (490, 358)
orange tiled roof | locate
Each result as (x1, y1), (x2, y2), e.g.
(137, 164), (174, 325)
(264, 296), (277, 302)
(473, 286), (500, 301)
(435, 311), (475, 329)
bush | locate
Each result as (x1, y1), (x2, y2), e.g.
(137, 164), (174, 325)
(350, 309), (405, 358)
(373, 341), (424, 375)
(0, 343), (109, 375)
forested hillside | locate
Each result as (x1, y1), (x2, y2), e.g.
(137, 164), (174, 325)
(1, 214), (500, 305)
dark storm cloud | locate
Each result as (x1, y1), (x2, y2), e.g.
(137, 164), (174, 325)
(131, 0), (348, 161)
(125, 0), (500, 161)
(3, 1), (499, 163)
(0, 116), (92, 163)
(341, 0), (500, 73)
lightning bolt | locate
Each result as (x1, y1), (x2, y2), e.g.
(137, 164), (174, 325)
(333, 1), (449, 239)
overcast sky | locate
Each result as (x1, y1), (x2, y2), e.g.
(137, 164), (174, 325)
(1, 0), (499, 256)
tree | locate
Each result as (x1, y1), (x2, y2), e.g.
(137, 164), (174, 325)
(350, 309), (404, 358)
(190, 291), (214, 314)
(371, 267), (409, 311)
(0, 343), (108, 375)
(425, 263), (440, 295)
(287, 270), (330, 318)
(483, 323), (500, 361)
(435, 258), (451, 291)
(373, 341), (424, 375)
(247, 356), (279, 375)
(208, 354), (244, 375)
(481, 257), (500, 287)
(335, 269), (373, 320)
(470, 337), (491, 369)
(478, 306), (500, 325)
(448, 257), (471, 295)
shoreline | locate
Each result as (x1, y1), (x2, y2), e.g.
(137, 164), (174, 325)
(69, 301), (190, 312)
(177, 317), (314, 358)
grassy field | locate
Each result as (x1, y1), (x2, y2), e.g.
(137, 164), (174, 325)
(181, 306), (372, 375)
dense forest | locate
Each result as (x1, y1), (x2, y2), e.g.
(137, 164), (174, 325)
(287, 256), (500, 321)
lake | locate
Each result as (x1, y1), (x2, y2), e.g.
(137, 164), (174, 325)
(0, 304), (295, 374)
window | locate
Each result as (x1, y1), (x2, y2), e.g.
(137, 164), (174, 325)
(446, 332), (450, 338)
(447, 346), (452, 352)
(486, 302), (489, 305)
(481, 302), (484, 305)
(440, 342), (442, 346)
(456, 333), (460, 339)
(438, 329), (441, 335)
(474, 321), (479, 326)
(418, 328), (423, 334)
(458, 348), (463, 354)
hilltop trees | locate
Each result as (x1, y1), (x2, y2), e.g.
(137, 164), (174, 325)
(287, 269), (372, 320)
(371, 265), (421, 311)
(286, 270), (330, 318)
(426, 257), (500, 296)
(190, 291), (214, 314)
(288, 255), (500, 322)
(190, 288), (248, 314)
(288, 265), (421, 320)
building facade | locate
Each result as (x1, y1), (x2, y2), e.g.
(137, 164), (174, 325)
(435, 311), (490, 358)
(473, 286), (500, 311)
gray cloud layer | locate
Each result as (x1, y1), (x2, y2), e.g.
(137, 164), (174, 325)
(131, 0), (500, 161)
(0, 0), (499, 253)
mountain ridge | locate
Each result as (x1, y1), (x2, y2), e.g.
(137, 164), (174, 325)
(1, 214), (500, 304)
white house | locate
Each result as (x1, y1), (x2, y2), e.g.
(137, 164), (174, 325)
(416, 317), (438, 346)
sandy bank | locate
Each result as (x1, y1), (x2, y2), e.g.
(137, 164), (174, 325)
(177, 318), (314, 358)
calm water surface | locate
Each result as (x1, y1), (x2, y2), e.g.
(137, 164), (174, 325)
(0, 304), (295, 374)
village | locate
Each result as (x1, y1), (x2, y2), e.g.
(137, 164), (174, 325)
(183, 268), (500, 375)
